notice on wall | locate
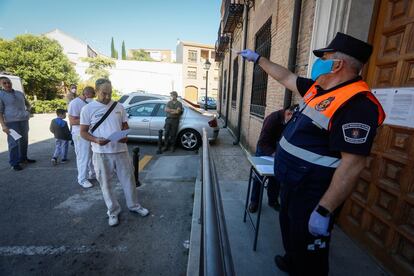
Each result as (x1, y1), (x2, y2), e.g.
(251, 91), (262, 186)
(372, 87), (414, 128)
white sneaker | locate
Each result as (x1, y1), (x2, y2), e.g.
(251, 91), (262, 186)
(79, 179), (93, 188)
(130, 205), (149, 217)
(51, 158), (57, 166)
(108, 215), (119, 226)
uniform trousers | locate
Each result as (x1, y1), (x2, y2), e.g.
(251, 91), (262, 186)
(279, 180), (335, 276)
(93, 151), (141, 217)
(73, 133), (95, 183)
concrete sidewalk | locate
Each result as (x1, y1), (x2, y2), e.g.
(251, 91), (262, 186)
(207, 125), (389, 276)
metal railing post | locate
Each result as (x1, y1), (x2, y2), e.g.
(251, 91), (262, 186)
(156, 129), (163, 154)
(132, 147), (141, 187)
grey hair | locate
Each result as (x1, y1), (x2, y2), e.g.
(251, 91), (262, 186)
(331, 52), (363, 74)
(95, 78), (111, 91)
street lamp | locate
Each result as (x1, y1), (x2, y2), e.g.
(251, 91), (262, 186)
(203, 59), (211, 110)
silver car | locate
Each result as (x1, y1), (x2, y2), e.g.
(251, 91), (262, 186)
(125, 99), (219, 150)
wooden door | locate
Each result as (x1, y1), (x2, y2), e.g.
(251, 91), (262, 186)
(185, 85), (198, 103)
(338, 1), (414, 275)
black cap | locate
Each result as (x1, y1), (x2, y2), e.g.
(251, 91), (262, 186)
(313, 32), (373, 64)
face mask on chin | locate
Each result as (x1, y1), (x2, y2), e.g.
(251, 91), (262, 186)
(311, 58), (335, 81)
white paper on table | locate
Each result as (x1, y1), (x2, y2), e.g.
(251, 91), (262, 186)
(9, 129), (22, 141)
(256, 165), (274, 175)
(259, 156), (274, 162)
(106, 129), (130, 142)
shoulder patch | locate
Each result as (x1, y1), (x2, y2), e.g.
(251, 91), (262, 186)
(315, 97), (335, 111)
(342, 123), (370, 144)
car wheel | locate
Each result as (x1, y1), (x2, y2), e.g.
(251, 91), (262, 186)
(179, 129), (201, 151)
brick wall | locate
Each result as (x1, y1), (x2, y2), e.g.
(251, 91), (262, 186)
(220, 0), (316, 153)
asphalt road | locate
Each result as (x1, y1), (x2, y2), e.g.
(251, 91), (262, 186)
(0, 114), (200, 275)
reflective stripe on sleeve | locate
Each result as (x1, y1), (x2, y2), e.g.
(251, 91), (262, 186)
(279, 136), (341, 168)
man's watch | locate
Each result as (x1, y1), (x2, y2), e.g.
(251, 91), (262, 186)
(316, 205), (331, 217)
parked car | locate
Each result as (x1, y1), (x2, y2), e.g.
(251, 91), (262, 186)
(126, 99), (219, 150)
(198, 96), (217, 109)
(118, 91), (169, 109)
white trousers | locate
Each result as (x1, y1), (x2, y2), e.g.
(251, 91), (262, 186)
(92, 151), (140, 216)
(73, 134), (95, 183)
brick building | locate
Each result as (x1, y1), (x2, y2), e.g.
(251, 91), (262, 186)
(216, 1), (414, 275)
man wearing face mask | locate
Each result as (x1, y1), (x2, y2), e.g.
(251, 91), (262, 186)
(68, 86), (96, 188)
(239, 32), (385, 275)
(66, 84), (77, 104)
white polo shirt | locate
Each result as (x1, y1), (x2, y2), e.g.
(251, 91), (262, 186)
(68, 97), (88, 135)
(80, 100), (128, 153)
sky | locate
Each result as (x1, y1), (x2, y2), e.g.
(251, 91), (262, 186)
(0, 0), (222, 56)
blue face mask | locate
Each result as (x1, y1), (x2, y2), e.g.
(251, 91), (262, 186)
(311, 58), (335, 81)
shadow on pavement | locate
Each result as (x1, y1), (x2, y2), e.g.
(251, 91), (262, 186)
(0, 138), (194, 276)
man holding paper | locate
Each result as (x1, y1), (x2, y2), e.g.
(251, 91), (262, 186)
(80, 78), (149, 227)
(0, 76), (36, 171)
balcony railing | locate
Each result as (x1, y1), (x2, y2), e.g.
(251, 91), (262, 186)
(216, 24), (230, 54)
(222, 0), (244, 33)
(214, 51), (225, 62)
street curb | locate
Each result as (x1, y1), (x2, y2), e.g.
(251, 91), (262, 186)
(186, 176), (201, 276)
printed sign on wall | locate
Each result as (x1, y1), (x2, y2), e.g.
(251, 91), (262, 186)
(372, 88), (414, 128)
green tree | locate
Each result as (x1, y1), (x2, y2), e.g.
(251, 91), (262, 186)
(129, 49), (155, 61)
(121, 41), (126, 60)
(0, 35), (78, 100)
(111, 37), (118, 59)
(81, 56), (115, 81)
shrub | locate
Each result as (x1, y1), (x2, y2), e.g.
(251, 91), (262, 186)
(30, 99), (67, 114)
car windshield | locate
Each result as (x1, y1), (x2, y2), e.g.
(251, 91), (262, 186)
(118, 95), (128, 103)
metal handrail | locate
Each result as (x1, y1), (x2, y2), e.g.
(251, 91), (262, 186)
(200, 128), (235, 276)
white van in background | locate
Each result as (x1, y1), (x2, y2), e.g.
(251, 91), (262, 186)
(0, 73), (24, 93)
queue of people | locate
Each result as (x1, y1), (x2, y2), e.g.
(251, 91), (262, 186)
(1, 30), (385, 274)
(239, 32), (385, 275)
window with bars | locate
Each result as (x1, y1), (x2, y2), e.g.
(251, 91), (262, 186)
(223, 70), (227, 101)
(250, 18), (272, 118)
(188, 50), (197, 63)
(187, 67), (197, 79)
(231, 57), (239, 108)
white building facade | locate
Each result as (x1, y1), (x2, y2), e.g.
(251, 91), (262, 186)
(45, 29), (182, 95)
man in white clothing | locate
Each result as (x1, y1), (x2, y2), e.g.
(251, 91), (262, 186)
(68, 86), (96, 188)
(80, 78), (149, 226)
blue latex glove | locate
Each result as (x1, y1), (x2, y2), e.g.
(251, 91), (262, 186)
(238, 49), (260, 63)
(308, 210), (330, 237)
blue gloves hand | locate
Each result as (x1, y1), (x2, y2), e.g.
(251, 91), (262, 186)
(308, 209), (330, 236)
(238, 49), (260, 63)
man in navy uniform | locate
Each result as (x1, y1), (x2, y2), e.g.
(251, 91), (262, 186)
(239, 32), (385, 275)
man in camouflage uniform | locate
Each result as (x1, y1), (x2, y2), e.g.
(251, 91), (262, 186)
(163, 91), (182, 152)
